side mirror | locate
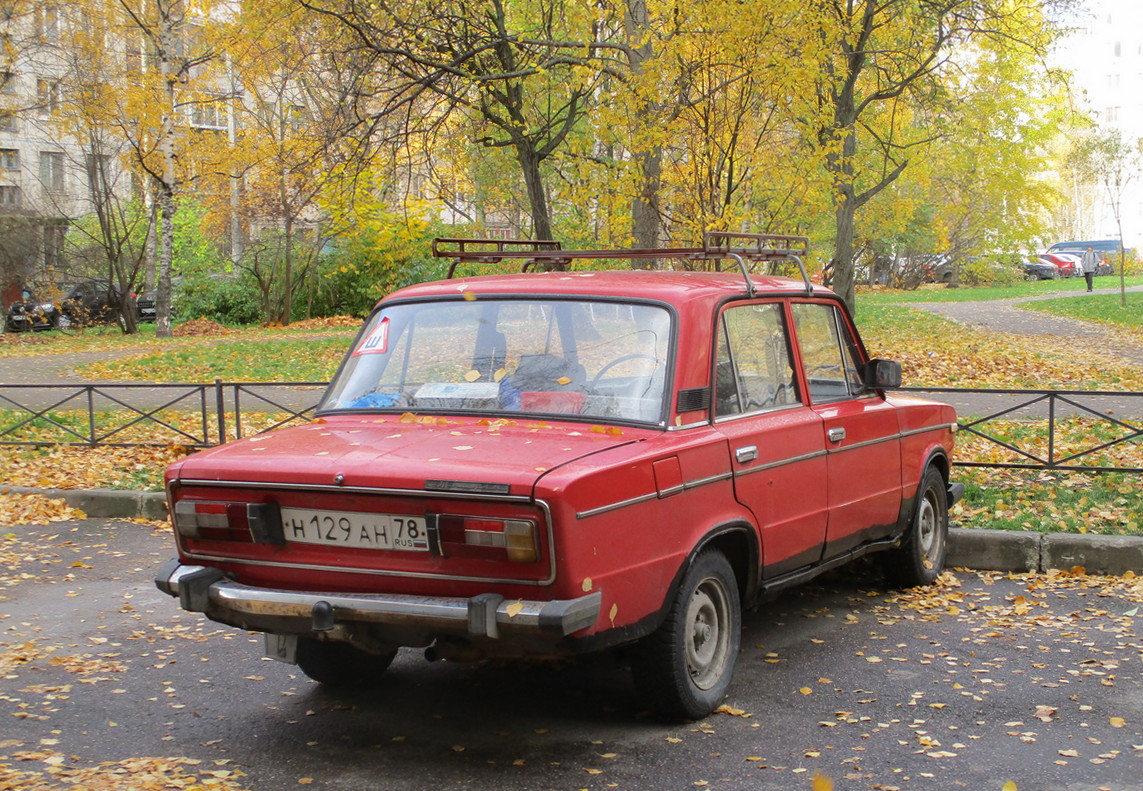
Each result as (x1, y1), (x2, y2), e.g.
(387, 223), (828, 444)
(864, 358), (902, 390)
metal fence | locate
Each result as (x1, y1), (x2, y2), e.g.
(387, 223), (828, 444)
(1, 382), (1139, 473)
(0, 380), (326, 448)
(900, 387), (1141, 474)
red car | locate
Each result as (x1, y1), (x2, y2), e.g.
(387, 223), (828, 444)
(1038, 253), (1081, 277)
(156, 233), (962, 718)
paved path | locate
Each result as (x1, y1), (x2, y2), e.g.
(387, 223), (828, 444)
(897, 284), (1143, 419)
(905, 283), (1143, 368)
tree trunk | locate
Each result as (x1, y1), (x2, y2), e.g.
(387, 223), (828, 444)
(156, 177), (175, 338)
(832, 189), (857, 309)
(626, 0), (661, 264)
(516, 144), (552, 241)
(155, 3), (178, 339)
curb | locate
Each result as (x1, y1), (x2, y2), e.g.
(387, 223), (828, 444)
(3, 486), (1141, 577)
(3, 485), (169, 521)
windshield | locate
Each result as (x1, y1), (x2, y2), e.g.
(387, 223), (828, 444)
(321, 298), (673, 424)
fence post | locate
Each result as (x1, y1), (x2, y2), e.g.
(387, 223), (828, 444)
(215, 379), (226, 446)
(1047, 393), (1056, 468)
(86, 386), (95, 444)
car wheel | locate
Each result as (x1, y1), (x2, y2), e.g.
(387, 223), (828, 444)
(882, 466), (949, 587)
(630, 550), (741, 719)
(295, 638), (396, 687)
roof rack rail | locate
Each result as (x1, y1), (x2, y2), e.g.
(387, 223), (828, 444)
(432, 231), (814, 295)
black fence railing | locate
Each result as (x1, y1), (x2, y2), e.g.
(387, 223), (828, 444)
(0, 380), (327, 448)
(900, 387), (1141, 473)
(0, 382), (1139, 473)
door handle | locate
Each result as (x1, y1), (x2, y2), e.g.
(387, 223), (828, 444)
(735, 445), (758, 463)
(828, 427), (846, 442)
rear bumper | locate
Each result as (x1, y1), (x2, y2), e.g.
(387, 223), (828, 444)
(154, 560), (601, 644)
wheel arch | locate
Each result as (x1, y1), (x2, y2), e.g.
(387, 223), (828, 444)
(895, 447), (951, 536)
(692, 521), (760, 603)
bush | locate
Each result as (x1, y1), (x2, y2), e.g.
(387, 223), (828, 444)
(174, 272), (263, 326)
(958, 257), (1022, 287)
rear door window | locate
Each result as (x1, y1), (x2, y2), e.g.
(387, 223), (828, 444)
(715, 302), (799, 417)
(790, 303), (865, 403)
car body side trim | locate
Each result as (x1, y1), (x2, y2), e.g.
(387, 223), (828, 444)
(733, 449), (828, 477)
(576, 471), (733, 519)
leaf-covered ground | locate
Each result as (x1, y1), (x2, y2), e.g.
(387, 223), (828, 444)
(857, 305), (1143, 390)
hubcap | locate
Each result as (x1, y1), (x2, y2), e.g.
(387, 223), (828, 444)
(685, 577), (731, 690)
(917, 492), (940, 568)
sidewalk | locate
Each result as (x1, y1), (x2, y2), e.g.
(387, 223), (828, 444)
(4, 483), (1141, 577)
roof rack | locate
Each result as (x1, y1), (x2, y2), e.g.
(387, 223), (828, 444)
(433, 231), (814, 296)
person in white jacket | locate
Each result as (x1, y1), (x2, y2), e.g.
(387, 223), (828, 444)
(1080, 246), (1099, 292)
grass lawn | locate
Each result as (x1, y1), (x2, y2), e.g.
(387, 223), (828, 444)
(855, 274), (1143, 304)
(1020, 291), (1143, 331)
(77, 336), (352, 382)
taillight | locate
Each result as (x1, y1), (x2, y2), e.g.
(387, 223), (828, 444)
(438, 515), (538, 563)
(173, 500), (253, 542)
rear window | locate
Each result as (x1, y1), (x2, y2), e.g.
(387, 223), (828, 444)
(321, 298), (672, 424)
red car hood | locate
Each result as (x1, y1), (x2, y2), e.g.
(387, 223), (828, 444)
(169, 414), (647, 495)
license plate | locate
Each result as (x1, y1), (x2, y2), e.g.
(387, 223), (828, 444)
(280, 507), (430, 552)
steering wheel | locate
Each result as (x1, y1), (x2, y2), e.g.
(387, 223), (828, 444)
(588, 353), (660, 392)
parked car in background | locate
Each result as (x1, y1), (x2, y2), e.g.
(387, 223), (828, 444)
(136, 288), (156, 322)
(4, 289), (60, 332)
(155, 232), (962, 719)
(59, 280), (134, 328)
(1038, 253), (1081, 278)
(1023, 258), (1061, 280)
(1047, 240), (1124, 276)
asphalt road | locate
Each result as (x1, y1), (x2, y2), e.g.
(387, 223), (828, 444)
(2, 519), (1140, 791)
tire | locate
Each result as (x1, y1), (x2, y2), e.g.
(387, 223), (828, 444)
(631, 550), (741, 719)
(882, 466), (949, 587)
(295, 638), (396, 687)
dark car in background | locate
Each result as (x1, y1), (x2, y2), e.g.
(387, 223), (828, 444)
(1023, 258), (1060, 280)
(4, 290), (60, 332)
(136, 288), (156, 322)
(58, 280), (134, 329)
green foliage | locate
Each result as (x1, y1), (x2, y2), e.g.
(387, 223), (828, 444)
(174, 272), (263, 325)
(172, 200), (225, 276)
(318, 180), (450, 315)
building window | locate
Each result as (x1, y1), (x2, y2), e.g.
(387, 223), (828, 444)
(39, 151), (65, 192)
(35, 4), (60, 44)
(0, 111), (18, 132)
(0, 185), (21, 206)
(0, 149), (18, 170)
(0, 71), (14, 95)
(189, 96), (226, 130)
(37, 79), (60, 117)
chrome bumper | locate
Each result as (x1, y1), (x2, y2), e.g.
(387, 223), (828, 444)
(154, 560), (601, 640)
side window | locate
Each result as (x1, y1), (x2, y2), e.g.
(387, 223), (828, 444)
(715, 303), (798, 417)
(791, 303), (865, 403)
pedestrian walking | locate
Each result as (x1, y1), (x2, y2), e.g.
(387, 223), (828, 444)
(1081, 246), (1099, 292)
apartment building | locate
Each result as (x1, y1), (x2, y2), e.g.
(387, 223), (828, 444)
(0, 2), (119, 306)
